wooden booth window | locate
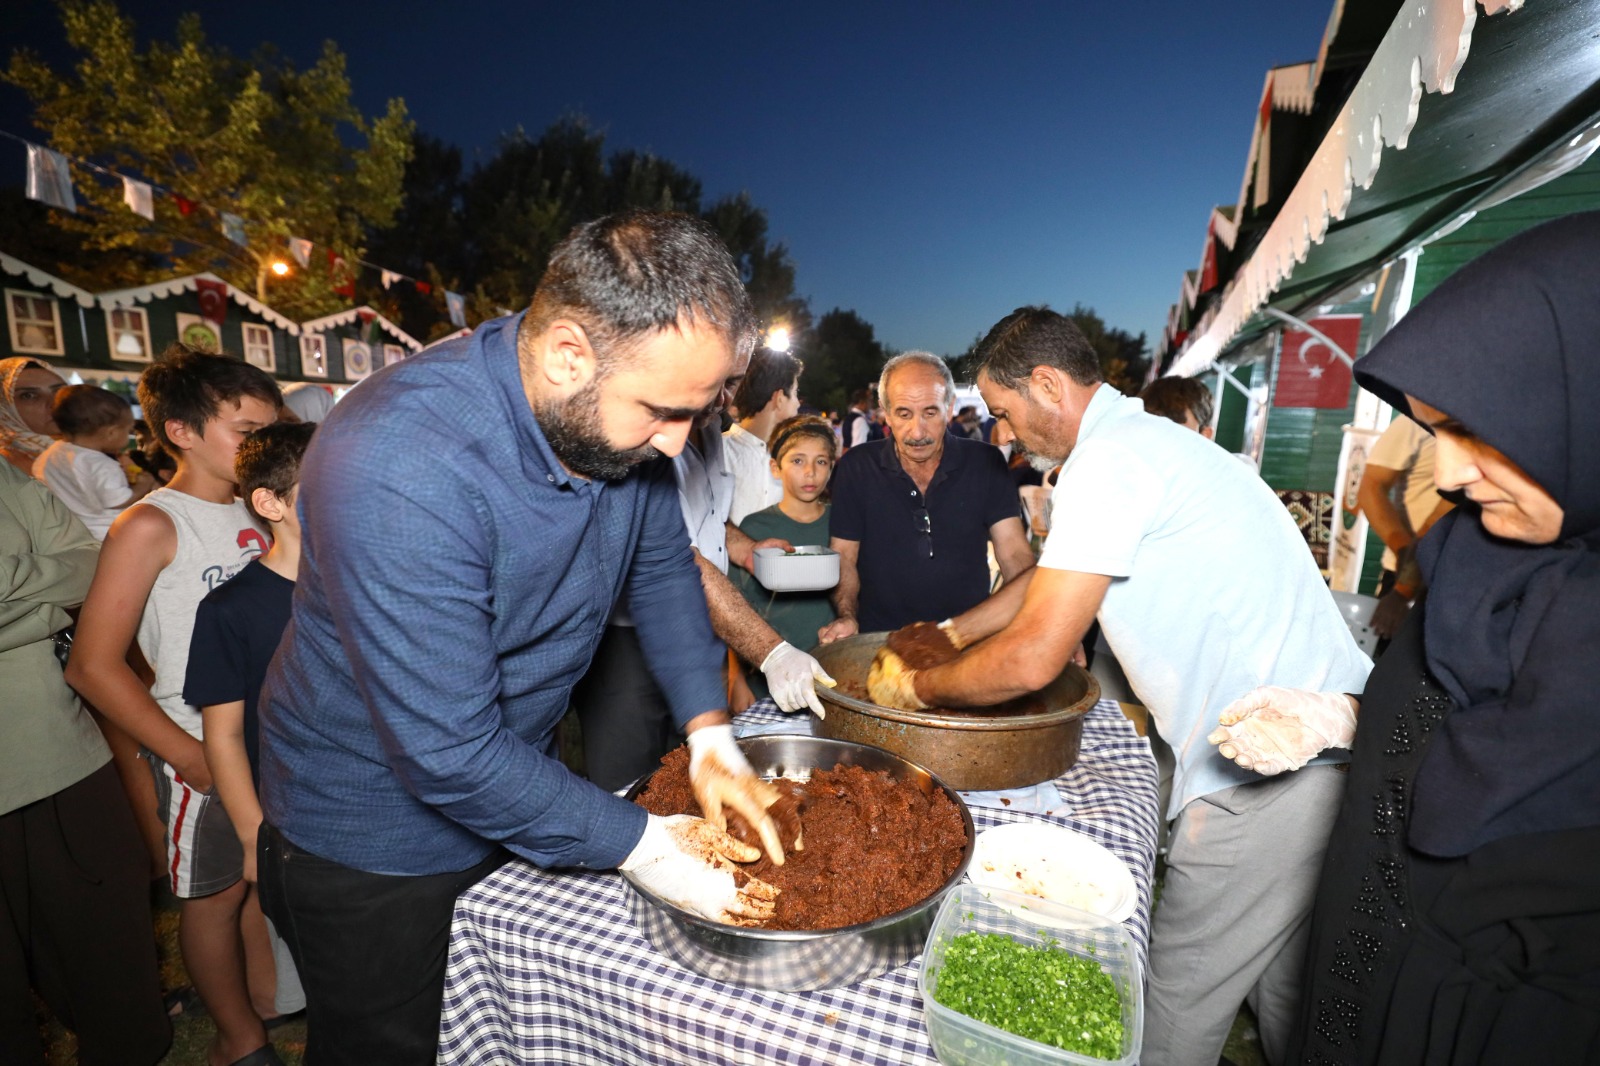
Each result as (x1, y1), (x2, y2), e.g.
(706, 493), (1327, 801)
(107, 306), (153, 361)
(6, 289), (64, 355)
(243, 323), (276, 371)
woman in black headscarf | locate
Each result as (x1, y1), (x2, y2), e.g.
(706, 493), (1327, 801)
(1211, 212), (1600, 1064)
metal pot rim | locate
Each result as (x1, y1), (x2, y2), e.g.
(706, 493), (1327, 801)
(817, 685), (1095, 730)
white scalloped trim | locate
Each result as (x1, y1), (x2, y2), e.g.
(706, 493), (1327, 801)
(1172, 0), (1522, 377)
(300, 306), (422, 350)
(97, 273), (301, 335)
(0, 252), (96, 308)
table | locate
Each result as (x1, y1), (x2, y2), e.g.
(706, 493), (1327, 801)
(438, 698), (1159, 1065)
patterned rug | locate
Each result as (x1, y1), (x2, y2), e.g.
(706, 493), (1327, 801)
(1277, 489), (1335, 569)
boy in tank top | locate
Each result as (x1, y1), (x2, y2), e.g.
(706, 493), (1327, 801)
(67, 345), (286, 1066)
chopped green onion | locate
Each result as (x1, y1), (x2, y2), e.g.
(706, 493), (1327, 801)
(932, 931), (1124, 1060)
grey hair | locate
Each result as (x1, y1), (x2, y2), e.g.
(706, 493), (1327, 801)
(878, 351), (957, 414)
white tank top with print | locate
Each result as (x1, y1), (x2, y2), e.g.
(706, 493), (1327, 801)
(136, 488), (270, 739)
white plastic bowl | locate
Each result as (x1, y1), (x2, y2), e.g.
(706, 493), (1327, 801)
(967, 823), (1137, 927)
(752, 545), (840, 592)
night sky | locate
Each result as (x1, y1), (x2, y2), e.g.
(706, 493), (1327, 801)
(3, 0), (1331, 355)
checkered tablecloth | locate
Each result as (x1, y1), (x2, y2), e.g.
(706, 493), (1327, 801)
(438, 698), (1158, 1065)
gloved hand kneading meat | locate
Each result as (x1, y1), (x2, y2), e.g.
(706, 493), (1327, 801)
(619, 814), (779, 925)
(865, 620), (963, 709)
(1206, 687), (1359, 775)
(686, 724), (786, 864)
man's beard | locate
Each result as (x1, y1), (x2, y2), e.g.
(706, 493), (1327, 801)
(1026, 450), (1060, 474)
(535, 378), (661, 481)
(1014, 409), (1068, 472)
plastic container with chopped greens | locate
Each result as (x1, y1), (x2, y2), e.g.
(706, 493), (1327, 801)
(919, 882), (1142, 1065)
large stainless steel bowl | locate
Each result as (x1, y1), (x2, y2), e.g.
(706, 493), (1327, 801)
(620, 734), (975, 991)
(811, 632), (1100, 790)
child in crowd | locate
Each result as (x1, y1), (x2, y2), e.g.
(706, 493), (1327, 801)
(731, 415), (838, 700)
(130, 417), (177, 486)
(184, 422), (316, 1033)
(32, 384), (157, 540)
(65, 345), (285, 1066)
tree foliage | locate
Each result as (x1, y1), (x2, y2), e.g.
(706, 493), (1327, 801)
(4, 0), (413, 318)
(5, 8), (816, 350)
(800, 308), (890, 414)
(951, 305), (1149, 396)
(366, 118), (811, 343)
(1066, 304), (1150, 395)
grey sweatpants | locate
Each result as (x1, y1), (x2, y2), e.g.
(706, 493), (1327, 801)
(1142, 765), (1345, 1066)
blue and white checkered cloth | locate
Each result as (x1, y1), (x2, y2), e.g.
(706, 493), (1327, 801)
(437, 698), (1158, 1065)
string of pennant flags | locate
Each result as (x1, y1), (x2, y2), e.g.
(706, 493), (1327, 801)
(5, 129), (470, 328)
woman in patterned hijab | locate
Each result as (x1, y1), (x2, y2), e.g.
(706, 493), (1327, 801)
(0, 357), (67, 474)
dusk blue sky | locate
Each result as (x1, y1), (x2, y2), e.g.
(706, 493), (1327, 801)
(5, 1), (1332, 355)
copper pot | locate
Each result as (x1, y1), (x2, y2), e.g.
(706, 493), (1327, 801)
(809, 632), (1099, 790)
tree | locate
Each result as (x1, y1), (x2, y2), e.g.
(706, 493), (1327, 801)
(702, 192), (812, 342)
(800, 309), (889, 414)
(949, 306), (1149, 396)
(362, 133), (467, 340)
(381, 117), (812, 342)
(5, 0), (413, 319)
(1067, 304), (1149, 395)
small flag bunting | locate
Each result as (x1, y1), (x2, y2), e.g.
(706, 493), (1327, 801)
(195, 278), (229, 329)
(10, 137), (472, 336)
(25, 145), (76, 212)
(220, 212), (247, 247)
(328, 248), (355, 299)
(122, 176), (154, 220)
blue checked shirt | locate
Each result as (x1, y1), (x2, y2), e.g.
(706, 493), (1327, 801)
(259, 314), (725, 876)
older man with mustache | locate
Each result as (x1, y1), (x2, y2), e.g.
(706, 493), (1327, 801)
(819, 351), (1035, 643)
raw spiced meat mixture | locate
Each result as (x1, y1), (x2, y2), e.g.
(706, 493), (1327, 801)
(634, 746), (967, 931)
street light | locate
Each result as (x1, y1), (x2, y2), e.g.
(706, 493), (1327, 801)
(767, 326), (791, 353)
(270, 259), (291, 277)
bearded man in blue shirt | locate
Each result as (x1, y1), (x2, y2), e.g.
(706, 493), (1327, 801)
(256, 211), (788, 1066)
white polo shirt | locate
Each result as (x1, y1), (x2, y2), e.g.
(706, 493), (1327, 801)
(613, 416), (733, 628)
(1038, 384), (1371, 817)
(723, 423), (783, 526)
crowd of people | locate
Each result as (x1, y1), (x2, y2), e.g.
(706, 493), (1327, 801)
(2, 208), (1594, 1066)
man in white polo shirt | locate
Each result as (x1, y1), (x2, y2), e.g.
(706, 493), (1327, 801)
(872, 306), (1371, 1066)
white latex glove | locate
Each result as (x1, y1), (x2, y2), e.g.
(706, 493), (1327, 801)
(1207, 686), (1359, 776)
(687, 725), (785, 864)
(760, 641), (836, 718)
(619, 814), (778, 924)
(937, 618), (966, 651)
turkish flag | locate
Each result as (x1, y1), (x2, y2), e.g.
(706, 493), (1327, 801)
(328, 248), (356, 299)
(1273, 314), (1361, 409)
(195, 278), (228, 329)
